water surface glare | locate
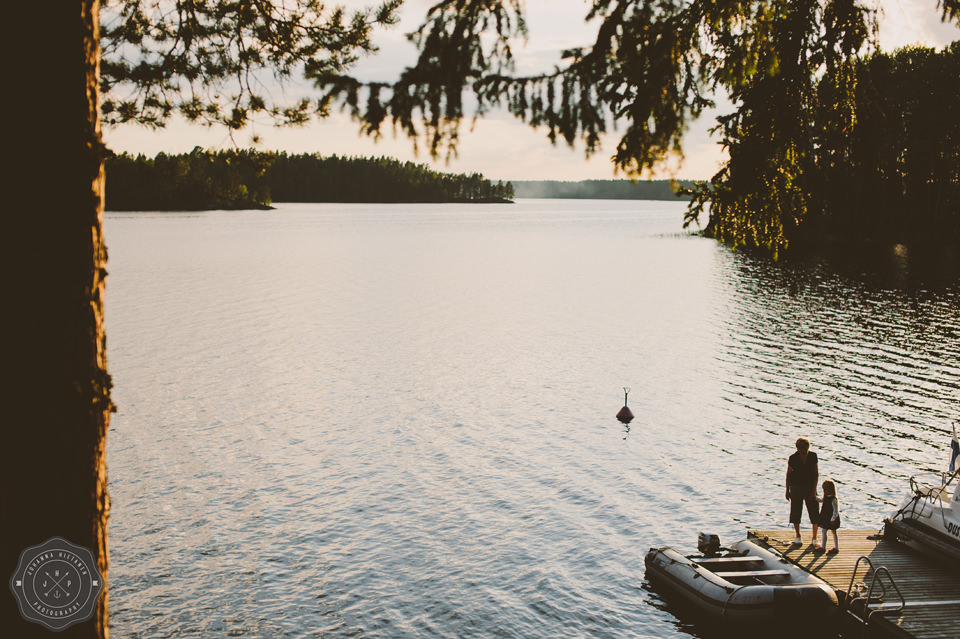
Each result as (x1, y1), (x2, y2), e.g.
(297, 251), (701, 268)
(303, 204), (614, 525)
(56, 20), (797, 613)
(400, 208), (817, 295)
(105, 200), (960, 638)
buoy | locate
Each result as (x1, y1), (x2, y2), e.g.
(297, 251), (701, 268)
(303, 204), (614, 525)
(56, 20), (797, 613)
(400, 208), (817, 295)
(616, 387), (634, 424)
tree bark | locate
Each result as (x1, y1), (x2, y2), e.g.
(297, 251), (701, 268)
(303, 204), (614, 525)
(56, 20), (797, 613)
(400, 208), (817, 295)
(3, 2), (110, 637)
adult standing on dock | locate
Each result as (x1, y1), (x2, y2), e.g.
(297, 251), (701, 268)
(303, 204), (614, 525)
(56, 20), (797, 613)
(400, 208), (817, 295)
(786, 437), (819, 546)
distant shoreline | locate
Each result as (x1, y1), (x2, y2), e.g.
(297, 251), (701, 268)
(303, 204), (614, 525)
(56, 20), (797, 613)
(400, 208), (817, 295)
(511, 179), (693, 201)
(104, 150), (516, 211)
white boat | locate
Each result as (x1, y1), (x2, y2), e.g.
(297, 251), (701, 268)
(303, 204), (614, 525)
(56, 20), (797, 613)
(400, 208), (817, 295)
(884, 468), (960, 563)
(644, 534), (838, 623)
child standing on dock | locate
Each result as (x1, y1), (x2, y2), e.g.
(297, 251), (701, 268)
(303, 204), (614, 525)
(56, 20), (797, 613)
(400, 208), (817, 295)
(817, 479), (841, 553)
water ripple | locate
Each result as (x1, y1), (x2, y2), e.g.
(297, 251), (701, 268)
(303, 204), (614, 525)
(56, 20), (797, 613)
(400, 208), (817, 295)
(105, 203), (959, 638)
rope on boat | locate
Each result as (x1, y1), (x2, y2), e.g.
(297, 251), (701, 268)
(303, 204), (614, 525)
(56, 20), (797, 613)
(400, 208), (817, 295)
(720, 585), (746, 618)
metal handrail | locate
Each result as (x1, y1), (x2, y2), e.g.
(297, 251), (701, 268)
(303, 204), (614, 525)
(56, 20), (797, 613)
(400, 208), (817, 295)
(845, 557), (906, 637)
(864, 567), (905, 621)
(845, 555), (883, 608)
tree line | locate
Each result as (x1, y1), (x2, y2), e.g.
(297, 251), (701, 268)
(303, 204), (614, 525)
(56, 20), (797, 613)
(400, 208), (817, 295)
(267, 152), (514, 203)
(104, 149), (514, 210)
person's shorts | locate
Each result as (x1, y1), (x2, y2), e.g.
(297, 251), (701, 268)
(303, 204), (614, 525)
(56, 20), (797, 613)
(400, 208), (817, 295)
(789, 487), (818, 524)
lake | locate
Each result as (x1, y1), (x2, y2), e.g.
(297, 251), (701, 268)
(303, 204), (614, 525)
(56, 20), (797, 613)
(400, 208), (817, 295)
(104, 200), (960, 638)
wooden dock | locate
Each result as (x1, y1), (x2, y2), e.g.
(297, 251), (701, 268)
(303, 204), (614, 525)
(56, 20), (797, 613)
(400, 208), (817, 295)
(748, 529), (960, 639)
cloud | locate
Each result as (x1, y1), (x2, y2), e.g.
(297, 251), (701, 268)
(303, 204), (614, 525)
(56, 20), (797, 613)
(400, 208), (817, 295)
(876, 0), (959, 50)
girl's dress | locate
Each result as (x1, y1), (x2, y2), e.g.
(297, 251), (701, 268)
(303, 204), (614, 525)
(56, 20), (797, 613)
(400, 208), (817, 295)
(819, 495), (841, 530)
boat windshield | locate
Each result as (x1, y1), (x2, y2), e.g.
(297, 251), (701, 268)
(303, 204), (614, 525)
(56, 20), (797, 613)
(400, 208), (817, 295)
(909, 470), (959, 507)
(952, 470), (960, 506)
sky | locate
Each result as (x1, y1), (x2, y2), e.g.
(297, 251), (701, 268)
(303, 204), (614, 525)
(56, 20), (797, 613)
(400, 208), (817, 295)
(103, 0), (958, 182)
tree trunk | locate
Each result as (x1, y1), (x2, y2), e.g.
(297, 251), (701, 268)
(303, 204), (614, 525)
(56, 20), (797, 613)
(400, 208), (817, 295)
(3, 2), (110, 637)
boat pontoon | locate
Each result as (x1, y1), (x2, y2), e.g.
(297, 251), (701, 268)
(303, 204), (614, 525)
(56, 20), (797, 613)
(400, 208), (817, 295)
(644, 533), (838, 622)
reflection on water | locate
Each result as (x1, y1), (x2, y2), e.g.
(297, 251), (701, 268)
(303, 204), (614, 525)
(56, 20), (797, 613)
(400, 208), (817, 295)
(714, 247), (959, 529)
(642, 578), (841, 639)
(105, 201), (959, 638)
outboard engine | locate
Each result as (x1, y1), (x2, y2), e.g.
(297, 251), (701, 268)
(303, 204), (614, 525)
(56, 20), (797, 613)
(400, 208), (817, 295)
(698, 532), (721, 556)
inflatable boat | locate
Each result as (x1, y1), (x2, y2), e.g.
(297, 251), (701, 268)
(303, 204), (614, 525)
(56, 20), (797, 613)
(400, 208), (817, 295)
(644, 534), (838, 622)
(884, 468), (960, 564)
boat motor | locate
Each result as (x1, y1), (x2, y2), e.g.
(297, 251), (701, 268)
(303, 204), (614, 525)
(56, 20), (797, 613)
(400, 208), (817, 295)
(698, 532), (721, 556)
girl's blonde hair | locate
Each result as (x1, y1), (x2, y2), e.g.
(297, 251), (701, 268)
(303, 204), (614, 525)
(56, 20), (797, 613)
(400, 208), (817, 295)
(822, 479), (837, 497)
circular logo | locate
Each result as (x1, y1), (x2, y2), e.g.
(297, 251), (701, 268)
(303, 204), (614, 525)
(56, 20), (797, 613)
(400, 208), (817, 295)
(9, 537), (104, 631)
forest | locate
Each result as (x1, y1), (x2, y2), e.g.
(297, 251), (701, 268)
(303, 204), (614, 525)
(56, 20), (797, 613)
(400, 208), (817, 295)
(104, 151), (515, 210)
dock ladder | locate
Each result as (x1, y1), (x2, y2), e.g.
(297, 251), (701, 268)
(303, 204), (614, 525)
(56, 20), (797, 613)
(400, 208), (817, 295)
(843, 555), (906, 636)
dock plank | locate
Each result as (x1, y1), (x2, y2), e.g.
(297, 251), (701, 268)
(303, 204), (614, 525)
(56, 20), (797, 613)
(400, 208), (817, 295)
(748, 529), (960, 639)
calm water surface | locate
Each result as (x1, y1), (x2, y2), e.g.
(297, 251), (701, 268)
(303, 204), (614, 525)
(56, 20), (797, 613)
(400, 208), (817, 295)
(105, 200), (960, 638)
